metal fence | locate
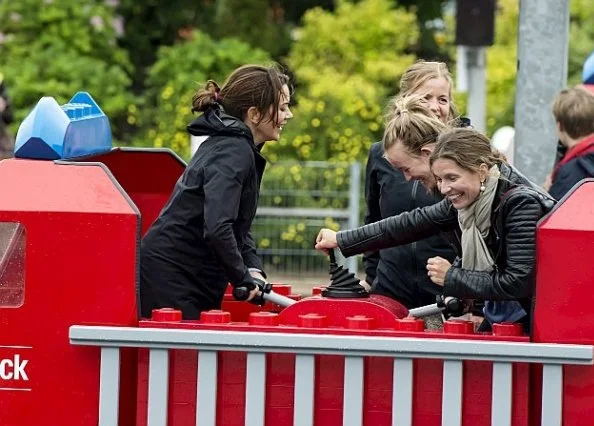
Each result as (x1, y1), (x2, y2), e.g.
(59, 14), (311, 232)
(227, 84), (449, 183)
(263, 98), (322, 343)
(253, 161), (362, 280)
(69, 324), (594, 426)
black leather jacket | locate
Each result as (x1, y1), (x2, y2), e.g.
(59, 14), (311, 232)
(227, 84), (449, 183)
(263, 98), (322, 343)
(338, 163), (555, 309)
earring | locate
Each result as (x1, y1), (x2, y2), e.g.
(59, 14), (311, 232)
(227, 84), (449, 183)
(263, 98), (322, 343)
(480, 180), (486, 192)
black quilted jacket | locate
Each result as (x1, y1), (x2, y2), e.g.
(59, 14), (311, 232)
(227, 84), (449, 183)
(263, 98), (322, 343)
(337, 163), (555, 309)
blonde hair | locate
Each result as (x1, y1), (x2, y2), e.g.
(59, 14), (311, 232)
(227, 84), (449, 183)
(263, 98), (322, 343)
(552, 87), (594, 140)
(398, 60), (459, 122)
(382, 95), (450, 155)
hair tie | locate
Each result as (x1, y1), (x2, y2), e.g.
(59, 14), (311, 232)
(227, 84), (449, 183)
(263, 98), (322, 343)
(400, 109), (408, 114)
(214, 90), (220, 102)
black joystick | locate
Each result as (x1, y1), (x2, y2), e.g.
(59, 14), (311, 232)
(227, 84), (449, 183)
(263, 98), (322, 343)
(321, 249), (369, 299)
(436, 294), (466, 318)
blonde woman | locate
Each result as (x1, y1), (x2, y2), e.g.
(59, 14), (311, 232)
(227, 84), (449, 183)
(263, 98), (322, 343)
(363, 61), (467, 309)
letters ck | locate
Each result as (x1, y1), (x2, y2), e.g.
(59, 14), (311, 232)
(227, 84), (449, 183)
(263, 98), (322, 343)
(0, 355), (29, 381)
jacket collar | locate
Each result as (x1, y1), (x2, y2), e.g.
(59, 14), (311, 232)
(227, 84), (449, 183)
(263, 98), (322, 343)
(187, 104), (254, 144)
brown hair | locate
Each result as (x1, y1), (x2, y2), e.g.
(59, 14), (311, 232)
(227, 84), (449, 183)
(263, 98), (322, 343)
(552, 87), (594, 140)
(399, 60), (459, 122)
(191, 64), (290, 125)
(430, 128), (507, 173)
(382, 95), (450, 155)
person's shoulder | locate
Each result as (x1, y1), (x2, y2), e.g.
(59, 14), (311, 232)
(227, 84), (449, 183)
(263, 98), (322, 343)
(574, 152), (594, 176)
(369, 141), (383, 158)
(501, 184), (555, 214)
(212, 133), (254, 152)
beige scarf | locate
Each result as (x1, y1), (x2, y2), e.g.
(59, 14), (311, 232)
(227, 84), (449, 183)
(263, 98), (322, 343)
(458, 165), (501, 271)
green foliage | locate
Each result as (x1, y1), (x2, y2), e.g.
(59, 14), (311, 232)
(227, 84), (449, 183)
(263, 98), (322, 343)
(116, 0), (218, 92)
(134, 30), (271, 158)
(484, 0), (518, 134)
(265, 0), (418, 163)
(214, 0), (292, 58)
(568, 0), (594, 85)
(0, 0), (134, 139)
(447, 0), (594, 135)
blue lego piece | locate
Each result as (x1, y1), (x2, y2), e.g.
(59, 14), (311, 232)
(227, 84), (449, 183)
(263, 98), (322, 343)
(583, 50), (594, 85)
(14, 92), (112, 160)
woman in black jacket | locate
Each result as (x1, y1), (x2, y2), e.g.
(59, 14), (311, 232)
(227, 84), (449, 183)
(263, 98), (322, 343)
(140, 64), (293, 319)
(363, 61), (461, 308)
(317, 127), (554, 330)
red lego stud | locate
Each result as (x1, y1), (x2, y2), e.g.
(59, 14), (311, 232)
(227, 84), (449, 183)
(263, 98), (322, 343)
(345, 315), (375, 330)
(492, 322), (523, 337)
(271, 284), (292, 296)
(298, 313), (328, 328)
(311, 287), (326, 296)
(394, 318), (425, 332)
(151, 308), (182, 322)
(443, 319), (474, 335)
(200, 310), (232, 324)
(249, 312), (280, 326)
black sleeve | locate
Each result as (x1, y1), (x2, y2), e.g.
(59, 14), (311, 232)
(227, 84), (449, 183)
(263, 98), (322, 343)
(337, 199), (458, 258)
(549, 163), (586, 200)
(202, 141), (253, 287)
(362, 148), (381, 284)
(242, 231), (266, 276)
(443, 192), (543, 300)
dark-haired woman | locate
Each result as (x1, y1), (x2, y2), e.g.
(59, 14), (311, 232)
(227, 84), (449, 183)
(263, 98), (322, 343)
(140, 64), (293, 319)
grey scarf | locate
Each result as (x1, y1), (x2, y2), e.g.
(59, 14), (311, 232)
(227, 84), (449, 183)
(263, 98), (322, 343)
(457, 165), (527, 325)
(458, 165), (500, 271)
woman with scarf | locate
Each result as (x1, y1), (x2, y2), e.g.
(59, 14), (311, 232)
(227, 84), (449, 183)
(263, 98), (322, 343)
(316, 126), (555, 331)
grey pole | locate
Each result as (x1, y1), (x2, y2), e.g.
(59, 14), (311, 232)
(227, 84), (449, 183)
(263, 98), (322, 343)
(465, 47), (487, 133)
(514, 0), (570, 184)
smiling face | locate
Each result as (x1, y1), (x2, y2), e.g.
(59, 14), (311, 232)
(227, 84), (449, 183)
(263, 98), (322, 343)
(432, 158), (486, 209)
(384, 140), (436, 189)
(414, 77), (451, 123)
(250, 84), (293, 144)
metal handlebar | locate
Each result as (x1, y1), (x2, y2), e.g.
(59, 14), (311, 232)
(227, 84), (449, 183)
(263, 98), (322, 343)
(407, 296), (466, 318)
(232, 284), (297, 308)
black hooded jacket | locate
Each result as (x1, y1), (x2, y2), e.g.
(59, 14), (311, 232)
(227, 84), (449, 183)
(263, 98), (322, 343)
(140, 105), (266, 319)
(549, 152), (594, 200)
(363, 142), (456, 308)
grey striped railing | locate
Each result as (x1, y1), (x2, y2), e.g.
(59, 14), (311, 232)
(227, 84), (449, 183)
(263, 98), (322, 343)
(69, 326), (593, 426)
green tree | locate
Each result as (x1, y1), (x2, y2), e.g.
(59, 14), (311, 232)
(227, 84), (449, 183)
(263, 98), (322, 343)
(116, 0), (218, 93)
(0, 0), (135, 140)
(213, 0), (292, 58)
(446, 0), (594, 135)
(266, 0), (418, 163)
(568, 0), (594, 85)
(134, 30), (271, 158)
(484, 0), (518, 133)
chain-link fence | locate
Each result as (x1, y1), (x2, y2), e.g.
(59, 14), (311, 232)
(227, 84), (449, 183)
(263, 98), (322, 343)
(253, 161), (362, 285)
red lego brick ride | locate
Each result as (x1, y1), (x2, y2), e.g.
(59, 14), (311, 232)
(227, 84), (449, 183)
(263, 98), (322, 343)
(3, 92), (594, 426)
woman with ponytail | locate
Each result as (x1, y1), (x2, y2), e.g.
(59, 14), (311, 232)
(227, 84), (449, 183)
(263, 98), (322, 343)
(317, 128), (555, 331)
(140, 64), (293, 319)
